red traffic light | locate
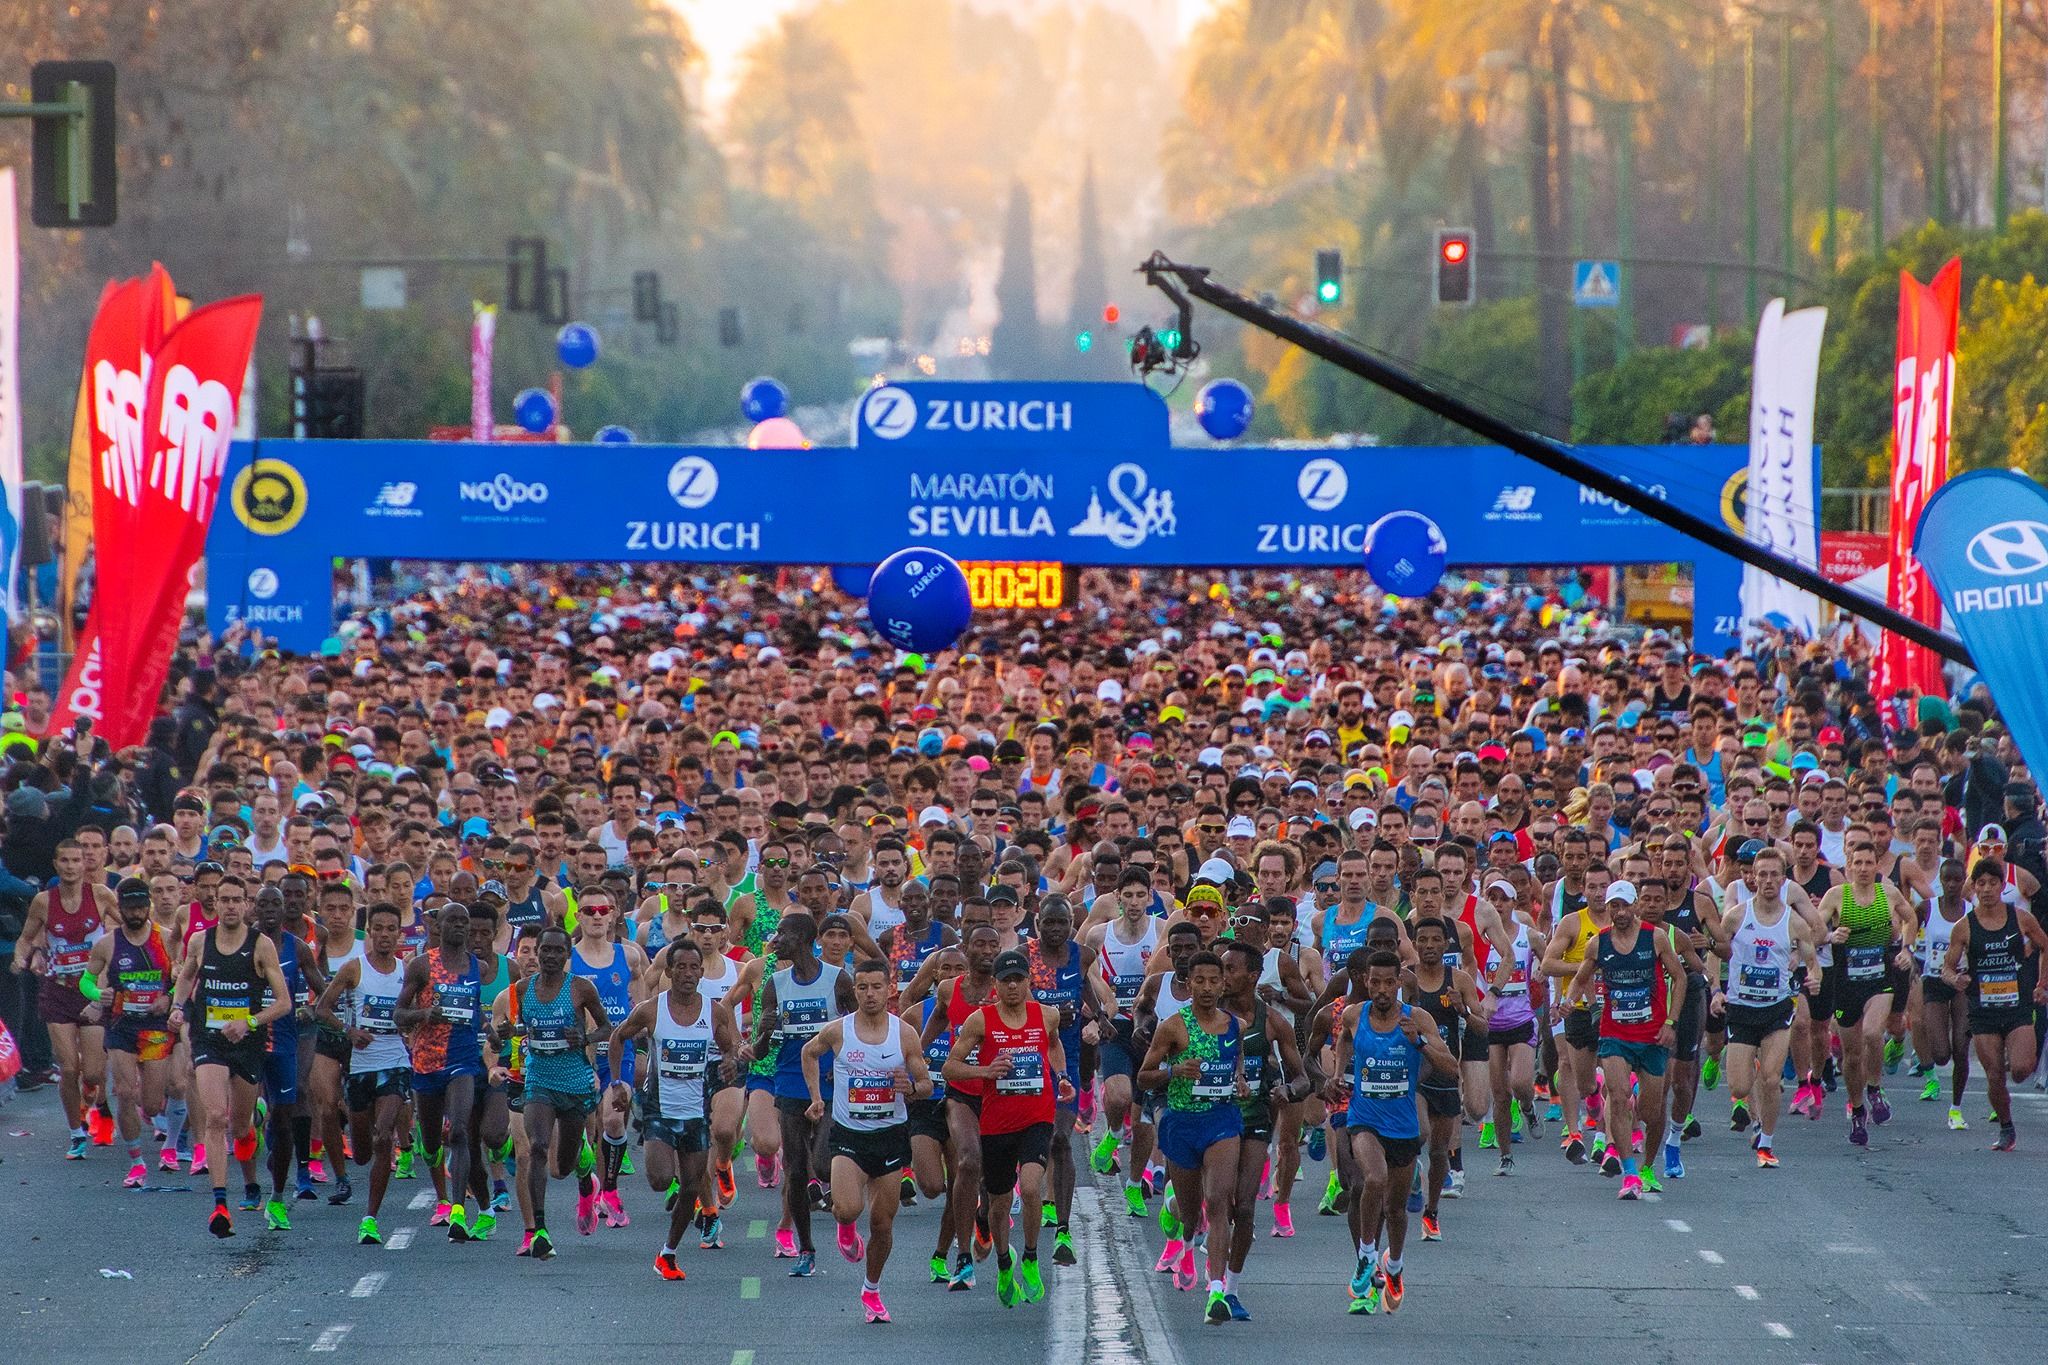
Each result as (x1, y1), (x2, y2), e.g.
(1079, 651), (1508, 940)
(1440, 238), (1469, 265)
(1103, 304), (1120, 325)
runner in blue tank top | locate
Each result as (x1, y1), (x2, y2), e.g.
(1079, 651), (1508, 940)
(565, 890), (649, 1229)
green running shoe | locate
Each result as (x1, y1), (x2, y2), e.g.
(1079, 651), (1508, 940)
(1882, 1037), (1904, 1073)
(1701, 1056), (1722, 1090)
(1019, 1256), (1044, 1303)
(392, 1147), (415, 1180)
(576, 1136), (596, 1178)
(447, 1204), (471, 1242)
(1920, 1075), (1942, 1102)
(1478, 1120), (1497, 1149)
(1042, 1200), (1058, 1229)
(1090, 1132), (1120, 1175)
(1159, 1194), (1181, 1239)
(1638, 1168), (1664, 1195)
(1122, 1182), (1148, 1217)
(358, 1215), (382, 1245)
(1317, 1169), (1342, 1215)
(1052, 1228), (1076, 1266)
(997, 1261), (1019, 1307)
(264, 1198), (290, 1232)
(931, 1254), (950, 1284)
(1206, 1290), (1232, 1324)
(620, 1148), (635, 1177)
(470, 1211), (496, 1242)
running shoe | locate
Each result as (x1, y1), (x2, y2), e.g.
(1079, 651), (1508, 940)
(997, 1260), (1018, 1306)
(1662, 1142), (1684, 1180)
(861, 1288), (891, 1324)
(1701, 1055), (1721, 1090)
(231, 1127), (259, 1163)
(1122, 1182), (1148, 1217)
(1173, 1244), (1198, 1293)
(516, 1231), (534, 1257)
(471, 1212), (496, 1242)
(1992, 1124), (2018, 1152)
(930, 1254), (949, 1284)
(1920, 1075), (1942, 1102)
(1495, 1155), (1514, 1177)
(1348, 1253), (1375, 1301)
(808, 1178), (829, 1212)
(620, 1149), (635, 1177)
(974, 1222), (994, 1262)
(601, 1190), (630, 1227)
(949, 1254), (975, 1291)
(1421, 1212), (1442, 1241)
(1868, 1089), (1893, 1126)
(1155, 1239), (1184, 1274)
(698, 1215), (724, 1250)
(1020, 1256), (1044, 1303)
(264, 1199), (290, 1232)
(576, 1192), (598, 1236)
(308, 1157), (329, 1184)
(1091, 1131), (1120, 1175)
(327, 1176), (353, 1207)
(1600, 1150), (1622, 1177)
(757, 1153), (779, 1188)
(789, 1251), (816, 1278)
(1883, 1037), (1904, 1074)
(209, 1202), (234, 1238)
(295, 1168), (318, 1202)
(448, 1204), (472, 1242)
(1477, 1119), (1497, 1149)
(1444, 1169), (1465, 1199)
(1617, 1174), (1643, 1201)
(1205, 1290), (1231, 1325)
(191, 1141), (207, 1171)
(65, 1133), (88, 1161)
(774, 1226), (798, 1257)
(240, 1183), (263, 1212)
(1563, 1133), (1587, 1165)
(716, 1162), (737, 1207)
(1159, 1192), (1181, 1239)
(1848, 1110), (1869, 1147)
(1730, 1103), (1752, 1133)
(1223, 1292), (1251, 1321)
(1316, 1169), (1343, 1215)
(1042, 1199), (1058, 1228)
(393, 1148), (417, 1179)
(654, 1251), (686, 1281)
(1948, 1107), (1969, 1131)
(430, 1201), (452, 1227)
(1381, 1259), (1404, 1314)
(124, 1161), (147, 1189)
(1680, 1113), (1702, 1141)
(837, 1220), (865, 1264)
(491, 1179), (512, 1213)
(1052, 1228), (1076, 1266)
(158, 1145), (179, 1172)
(1271, 1203), (1295, 1237)
(1756, 1148), (1779, 1169)
(1304, 1124), (1326, 1162)
(1638, 1168), (1663, 1194)
(531, 1229), (556, 1260)
(357, 1215), (381, 1245)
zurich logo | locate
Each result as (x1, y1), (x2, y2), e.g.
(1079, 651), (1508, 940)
(1297, 458), (1347, 511)
(1965, 520), (2048, 576)
(666, 455), (719, 510)
(861, 385), (918, 440)
(246, 568), (279, 600)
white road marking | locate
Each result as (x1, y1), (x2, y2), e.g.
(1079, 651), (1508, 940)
(310, 1325), (351, 1353)
(407, 1191), (434, 1211)
(348, 1272), (385, 1298)
(1698, 1249), (1725, 1265)
(1090, 1177), (1190, 1365)
(1823, 1243), (1874, 1254)
(1664, 1218), (1692, 1233)
(1764, 1322), (1794, 1339)
(1734, 1285), (1760, 1300)
(1886, 1280), (1931, 1305)
(385, 1228), (414, 1250)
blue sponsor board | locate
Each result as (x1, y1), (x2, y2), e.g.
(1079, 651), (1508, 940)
(208, 382), (1757, 654)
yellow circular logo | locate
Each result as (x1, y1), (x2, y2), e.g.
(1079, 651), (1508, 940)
(1720, 468), (1748, 536)
(230, 459), (308, 536)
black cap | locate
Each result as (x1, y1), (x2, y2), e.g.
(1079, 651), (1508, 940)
(986, 884), (1021, 906)
(993, 950), (1030, 980)
(116, 876), (152, 904)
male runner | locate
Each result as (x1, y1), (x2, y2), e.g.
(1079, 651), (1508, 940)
(1914, 857), (1972, 1129)
(1084, 867), (1161, 1211)
(1709, 847), (1820, 1168)
(920, 924), (999, 1289)
(82, 877), (174, 1187)
(1404, 915), (1489, 1238)
(567, 889), (648, 1226)
(1816, 843), (1916, 1146)
(1025, 894), (1110, 1263)
(1217, 936), (1307, 1319)
(315, 902), (411, 1244)
(398, 900), (491, 1242)
(1942, 859), (2048, 1151)
(495, 925), (610, 1259)
(11, 839), (118, 1158)
(255, 884), (326, 1229)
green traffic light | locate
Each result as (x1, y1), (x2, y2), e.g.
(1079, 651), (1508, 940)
(1075, 330), (1093, 352)
(1318, 280), (1340, 304)
(1161, 328), (1181, 350)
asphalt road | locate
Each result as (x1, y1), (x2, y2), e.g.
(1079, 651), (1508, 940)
(4, 1076), (2045, 1364)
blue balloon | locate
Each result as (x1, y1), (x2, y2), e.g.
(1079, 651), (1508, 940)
(831, 565), (874, 598)
(593, 424), (636, 444)
(1195, 377), (1255, 440)
(741, 376), (790, 423)
(514, 387), (556, 434)
(556, 322), (600, 369)
(1363, 511), (1448, 596)
(865, 547), (972, 653)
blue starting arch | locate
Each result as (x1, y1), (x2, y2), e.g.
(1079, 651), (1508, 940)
(206, 381), (1770, 655)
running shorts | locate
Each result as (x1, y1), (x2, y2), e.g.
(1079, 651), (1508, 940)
(1723, 999), (1795, 1048)
(1596, 1037), (1669, 1078)
(193, 1038), (264, 1086)
(347, 1067), (411, 1110)
(830, 1122), (911, 1178)
(1562, 1007), (1599, 1052)
(980, 1121), (1053, 1195)
(1350, 1124), (1422, 1170)
(644, 1114), (710, 1154)
(1157, 1104), (1244, 1170)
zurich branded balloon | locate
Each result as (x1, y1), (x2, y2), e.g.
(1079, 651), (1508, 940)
(1194, 377), (1254, 440)
(513, 387), (556, 434)
(866, 548), (972, 653)
(593, 425), (636, 444)
(740, 376), (790, 423)
(830, 565), (875, 598)
(1364, 511), (1448, 596)
(555, 322), (600, 369)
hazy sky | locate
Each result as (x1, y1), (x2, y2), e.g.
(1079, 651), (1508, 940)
(672, 0), (1219, 117)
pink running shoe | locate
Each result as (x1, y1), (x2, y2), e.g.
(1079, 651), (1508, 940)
(1271, 1202), (1296, 1237)
(158, 1146), (180, 1172)
(1154, 1237), (1183, 1273)
(1173, 1244), (1198, 1292)
(601, 1190), (629, 1227)
(861, 1288), (891, 1323)
(430, 1201), (452, 1227)
(124, 1161), (147, 1188)
(837, 1220), (865, 1264)
(757, 1153), (780, 1188)
(1617, 1174), (1644, 1201)
(774, 1226), (799, 1258)
(191, 1142), (208, 1172)
(576, 1192), (598, 1236)
(308, 1158), (329, 1185)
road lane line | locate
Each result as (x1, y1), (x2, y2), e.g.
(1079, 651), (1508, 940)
(349, 1272), (386, 1298)
(1823, 1242), (1873, 1254)
(1734, 1285), (1760, 1300)
(1092, 1177), (1189, 1365)
(408, 1191), (434, 1211)
(747, 1219), (767, 1239)
(385, 1228), (414, 1250)
(1664, 1218), (1691, 1233)
(310, 1325), (352, 1352)
(1698, 1249), (1724, 1265)
(1764, 1322), (1794, 1339)
(731, 1353), (756, 1365)
(740, 1276), (761, 1300)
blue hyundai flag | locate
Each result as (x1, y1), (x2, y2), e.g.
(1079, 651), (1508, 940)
(1912, 469), (2048, 781)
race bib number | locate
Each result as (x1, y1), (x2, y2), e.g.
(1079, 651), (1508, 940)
(1735, 964), (1782, 1001)
(1191, 1055), (1235, 1102)
(50, 944), (92, 976)
(1845, 945), (1885, 981)
(526, 1022), (570, 1055)
(205, 1002), (252, 1032)
(994, 1047), (1045, 1095)
(1242, 1054), (1264, 1088)
(436, 997), (477, 1027)
(122, 987), (165, 1015)
(845, 1073), (899, 1121)
(659, 1037), (708, 1083)
(1978, 971), (2021, 1008)
(360, 996), (397, 1033)
(1112, 971), (1144, 1007)
(782, 999), (828, 1037)
(1610, 983), (1653, 1024)
(1359, 1056), (1407, 1099)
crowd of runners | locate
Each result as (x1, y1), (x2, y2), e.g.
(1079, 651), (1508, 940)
(2, 562), (2043, 1325)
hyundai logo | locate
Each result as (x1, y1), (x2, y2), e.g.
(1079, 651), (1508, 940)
(1965, 520), (2048, 576)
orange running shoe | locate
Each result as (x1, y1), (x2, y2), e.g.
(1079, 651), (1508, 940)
(654, 1252), (687, 1281)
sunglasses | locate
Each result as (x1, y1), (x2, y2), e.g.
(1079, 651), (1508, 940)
(1229, 914), (1264, 929)
(761, 857), (791, 869)
(1197, 823), (1226, 834)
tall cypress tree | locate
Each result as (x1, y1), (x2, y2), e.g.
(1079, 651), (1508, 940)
(991, 180), (1045, 379)
(1067, 160), (1110, 377)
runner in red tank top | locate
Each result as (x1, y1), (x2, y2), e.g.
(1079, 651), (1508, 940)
(919, 925), (999, 1289)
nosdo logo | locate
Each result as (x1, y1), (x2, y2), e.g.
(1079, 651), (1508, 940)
(667, 455), (719, 510)
(458, 473), (549, 512)
(862, 385), (918, 440)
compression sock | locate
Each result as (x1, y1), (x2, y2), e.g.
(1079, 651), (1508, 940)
(293, 1115), (313, 1164)
(601, 1134), (626, 1191)
(164, 1099), (189, 1150)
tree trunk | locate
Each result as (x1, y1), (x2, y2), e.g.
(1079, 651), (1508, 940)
(1528, 21), (1570, 438)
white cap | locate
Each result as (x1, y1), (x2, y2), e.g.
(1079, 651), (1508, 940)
(918, 805), (950, 828)
(1389, 709), (1415, 731)
(486, 707), (513, 730)
(1196, 856), (1236, 885)
(1197, 746), (1225, 767)
(1977, 823), (2009, 844)
(1226, 815), (1257, 839)
(1605, 880), (1637, 905)
(647, 650), (676, 671)
(757, 645), (784, 663)
(1097, 678), (1124, 703)
(1347, 806), (1377, 831)
(295, 792), (324, 811)
(533, 692), (561, 711)
(352, 658), (374, 679)
(1484, 878), (1518, 900)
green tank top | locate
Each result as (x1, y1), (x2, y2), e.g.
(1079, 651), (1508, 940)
(1840, 881), (1892, 948)
(1165, 1004), (1237, 1113)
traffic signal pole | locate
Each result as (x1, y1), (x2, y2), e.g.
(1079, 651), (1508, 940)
(1137, 252), (1969, 665)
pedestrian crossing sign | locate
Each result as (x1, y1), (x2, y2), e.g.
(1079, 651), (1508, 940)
(1574, 260), (1620, 308)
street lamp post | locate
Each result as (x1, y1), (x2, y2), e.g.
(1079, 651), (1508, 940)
(1933, 0), (1947, 225)
(1781, 14), (1796, 281)
(1745, 22), (1759, 321)
(1995, 0), (2009, 230)
(1823, 0), (1838, 268)
(1870, 4), (1883, 250)
(1708, 30), (1722, 330)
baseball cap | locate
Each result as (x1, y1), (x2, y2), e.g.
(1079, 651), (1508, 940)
(1605, 880), (1637, 905)
(1735, 838), (1766, 864)
(116, 876), (152, 904)
(918, 805), (950, 829)
(460, 816), (491, 839)
(1225, 815), (1257, 839)
(993, 950), (1031, 980)
(1977, 823), (2008, 844)
(1347, 806), (1376, 832)
(1196, 856), (1236, 885)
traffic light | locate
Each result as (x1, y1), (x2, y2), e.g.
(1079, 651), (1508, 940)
(1435, 228), (1475, 305)
(28, 60), (117, 227)
(1075, 330), (1094, 352)
(718, 307), (742, 348)
(1102, 304), (1120, 326)
(1315, 249), (1342, 305)
(632, 271), (662, 323)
